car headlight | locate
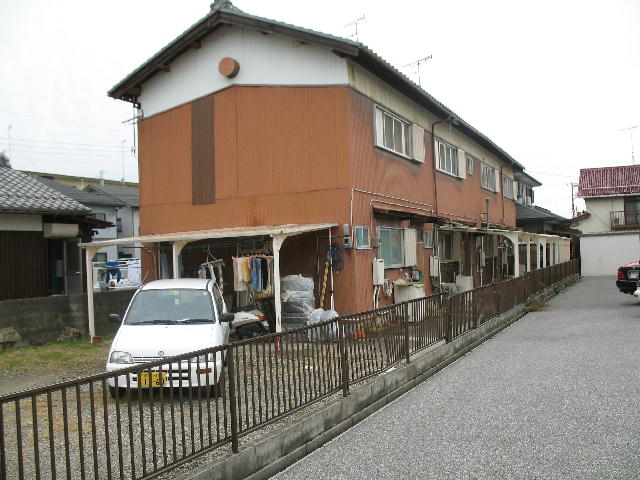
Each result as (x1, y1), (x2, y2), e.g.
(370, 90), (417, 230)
(110, 351), (133, 364)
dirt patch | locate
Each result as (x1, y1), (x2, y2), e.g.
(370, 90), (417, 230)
(0, 338), (113, 396)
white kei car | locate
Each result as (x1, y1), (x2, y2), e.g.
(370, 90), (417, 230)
(106, 278), (232, 398)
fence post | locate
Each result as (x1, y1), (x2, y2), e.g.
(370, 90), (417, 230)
(338, 320), (350, 397)
(473, 290), (479, 329)
(444, 297), (453, 342)
(404, 302), (411, 363)
(494, 283), (499, 316)
(227, 344), (239, 453)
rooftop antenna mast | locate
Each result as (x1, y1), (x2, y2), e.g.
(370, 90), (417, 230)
(345, 15), (365, 42)
(402, 55), (433, 87)
(619, 125), (638, 164)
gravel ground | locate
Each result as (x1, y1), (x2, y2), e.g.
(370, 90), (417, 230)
(2, 327), (391, 480)
(275, 277), (640, 480)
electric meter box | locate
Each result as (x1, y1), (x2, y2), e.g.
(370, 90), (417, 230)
(372, 258), (385, 285)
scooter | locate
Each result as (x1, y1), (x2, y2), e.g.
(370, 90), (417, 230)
(231, 309), (271, 339)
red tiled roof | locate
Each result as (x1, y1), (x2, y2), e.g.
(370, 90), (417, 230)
(577, 165), (640, 197)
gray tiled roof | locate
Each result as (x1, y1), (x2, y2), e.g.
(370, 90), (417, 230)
(35, 177), (123, 207)
(516, 203), (568, 223)
(85, 184), (139, 207)
(0, 167), (91, 214)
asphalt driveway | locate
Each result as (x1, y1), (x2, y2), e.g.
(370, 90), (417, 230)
(275, 276), (640, 480)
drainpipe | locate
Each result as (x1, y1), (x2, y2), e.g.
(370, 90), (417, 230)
(485, 198), (491, 230)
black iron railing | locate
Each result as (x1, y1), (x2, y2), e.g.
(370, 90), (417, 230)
(0, 258), (580, 479)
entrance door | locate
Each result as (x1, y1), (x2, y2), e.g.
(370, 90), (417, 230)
(64, 239), (83, 294)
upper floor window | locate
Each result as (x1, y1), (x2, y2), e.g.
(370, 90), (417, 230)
(502, 175), (514, 199)
(375, 107), (411, 157)
(466, 155), (475, 176)
(481, 163), (497, 191)
(436, 140), (459, 176)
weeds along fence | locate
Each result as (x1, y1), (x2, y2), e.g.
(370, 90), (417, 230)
(0, 259), (579, 480)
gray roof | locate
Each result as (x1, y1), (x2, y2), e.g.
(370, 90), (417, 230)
(0, 167), (91, 214)
(84, 184), (139, 207)
(516, 203), (568, 223)
(34, 177), (123, 208)
(108, 0), (527, 172)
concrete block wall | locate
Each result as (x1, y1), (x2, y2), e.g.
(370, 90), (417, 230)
(0, 289), (136, 346)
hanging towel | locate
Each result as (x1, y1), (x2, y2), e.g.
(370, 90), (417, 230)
(251, 257), (263, 292)
(242, 257), (251, 283)
(265, 258), (273, 294)
(261, 257), (269, 290)
(232, 257), (247, 292)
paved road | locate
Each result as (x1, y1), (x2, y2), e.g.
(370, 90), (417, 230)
(275, 277), (640, 480)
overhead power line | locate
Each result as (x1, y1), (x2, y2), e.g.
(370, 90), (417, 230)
(0, 136), (123, 149)
(0, 109), (125, 133)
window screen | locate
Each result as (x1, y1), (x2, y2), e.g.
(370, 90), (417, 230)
(378, 227), (404, 267)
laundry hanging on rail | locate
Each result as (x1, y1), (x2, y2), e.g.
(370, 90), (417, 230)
(232, 255), (274, 295)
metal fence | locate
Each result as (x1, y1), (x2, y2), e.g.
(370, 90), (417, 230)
(0, 258), (579, 479)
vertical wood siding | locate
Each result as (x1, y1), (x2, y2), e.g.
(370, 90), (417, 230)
(0, 231), (48, 300)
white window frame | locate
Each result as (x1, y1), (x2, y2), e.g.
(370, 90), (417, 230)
(354, 226), (371, 249)
(423, 230), (433, 249)
(481, 163), (497, 192)
(466, 155), (475, 176)
(438, 231), (453, 261)
(502, 175), (514, 199)
(377, 226), (405, 268)
(374, 106), (412, 158)
(435, 139), (459, 177)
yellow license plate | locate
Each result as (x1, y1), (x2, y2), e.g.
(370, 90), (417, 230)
(138, 371), (167, 388)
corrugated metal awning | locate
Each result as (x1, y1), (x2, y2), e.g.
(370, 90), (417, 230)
(79, 223), (337, 248)
(438, 224), (563, 240)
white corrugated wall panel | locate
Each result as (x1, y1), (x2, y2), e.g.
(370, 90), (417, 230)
(580, 233), (640, 276)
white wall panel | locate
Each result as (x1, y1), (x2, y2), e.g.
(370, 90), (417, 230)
(139, 26), (349, 117)
(580, 232), (640, 275)
(0, 213), (42, 231)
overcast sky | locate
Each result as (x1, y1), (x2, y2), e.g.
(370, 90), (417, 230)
(1, 0), (639, 217)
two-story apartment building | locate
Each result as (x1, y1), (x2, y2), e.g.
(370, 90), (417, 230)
(575, 165), (640, 275)
(82, 0), (568, 335)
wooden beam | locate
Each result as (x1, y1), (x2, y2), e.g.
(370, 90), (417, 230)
(127, 87), (141, 96)
(159, 64), (171, 72)
(191, 40), (201, 49)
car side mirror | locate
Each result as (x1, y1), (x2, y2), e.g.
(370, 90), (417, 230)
(220, 312), (235, 323)
(108, 313), (122, 324)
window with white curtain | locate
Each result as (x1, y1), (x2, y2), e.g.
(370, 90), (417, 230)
(436, 139), (459, 176)
(375, 107), (411, 157)
(481, 163), (497, 191)
(502, 175), (514, 199)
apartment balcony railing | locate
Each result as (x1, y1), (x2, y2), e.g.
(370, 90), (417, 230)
(610, 210), (640, 229)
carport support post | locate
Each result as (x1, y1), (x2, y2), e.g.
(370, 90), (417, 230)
(506, 233), (520, 278)
(84, 245), (100, 343)
(172, 240), (189, 279)
(272, 234), (287, 334)
(526, 237), (531, 273)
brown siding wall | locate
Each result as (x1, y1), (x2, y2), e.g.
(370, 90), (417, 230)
(0, 231), (48, 301)
(138, 86), (352, 234)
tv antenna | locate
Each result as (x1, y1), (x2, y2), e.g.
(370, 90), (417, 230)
(619, 125), (638, 164)
(345, 15), (365, 42)
(402, 55), (433, 87)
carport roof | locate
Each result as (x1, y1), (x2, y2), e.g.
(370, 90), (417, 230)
(79, 223), (337, 248)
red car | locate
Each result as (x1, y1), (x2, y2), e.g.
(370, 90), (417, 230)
(617, 261), (640, 294)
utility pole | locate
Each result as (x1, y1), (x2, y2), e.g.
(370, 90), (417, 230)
(619, 125), (638, 164)
(7, 125), (11, 160)
(569, 182), (578, 217)
(121, 139), (126, 187)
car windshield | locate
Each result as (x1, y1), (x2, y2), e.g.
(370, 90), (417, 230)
(124, 289), (215, 325)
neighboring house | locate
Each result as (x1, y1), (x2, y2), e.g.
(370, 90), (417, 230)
(574, 165), (640, 275)
(0, 166), (106, 300)
(20, 170), (138, 190)
(516, 204), (572, 236)
(95, 0), (568, 319)
(33, 177), (140, 261)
